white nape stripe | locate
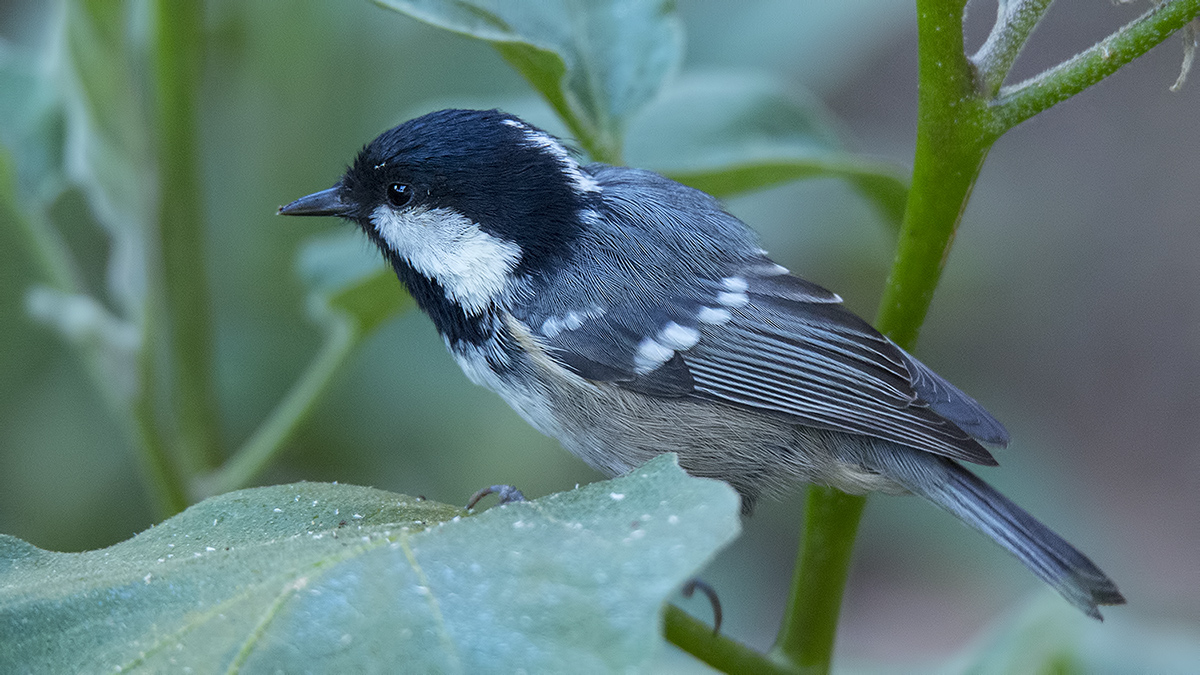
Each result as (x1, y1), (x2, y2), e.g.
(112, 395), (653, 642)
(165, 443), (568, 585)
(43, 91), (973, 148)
(634, 337), (675, 374)
(697, 306), (732, 325)
(658, 321), (700, 351)
(370, 205), (521, 315)
(502, 118), (600, 194)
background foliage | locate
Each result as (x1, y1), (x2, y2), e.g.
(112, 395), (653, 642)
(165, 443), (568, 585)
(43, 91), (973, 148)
(1, 0), (1198, 670)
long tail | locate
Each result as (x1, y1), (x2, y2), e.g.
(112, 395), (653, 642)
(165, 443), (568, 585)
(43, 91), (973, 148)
(854, 443), (1126, 619)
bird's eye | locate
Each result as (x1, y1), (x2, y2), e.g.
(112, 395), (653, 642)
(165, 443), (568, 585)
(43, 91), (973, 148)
(386, 183), (412, 208)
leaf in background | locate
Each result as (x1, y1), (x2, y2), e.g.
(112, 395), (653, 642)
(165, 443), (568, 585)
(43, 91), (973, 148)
(0, 454), (741, 672)
(938, 593), (1200, 675)
(25, 286), (141, 401)
(626, 71), (910, 228)
(298, 230), (411, 335)
(371, 0), (684, 162)
(0, 40), (67, 205)
(59, 0), (154, 318)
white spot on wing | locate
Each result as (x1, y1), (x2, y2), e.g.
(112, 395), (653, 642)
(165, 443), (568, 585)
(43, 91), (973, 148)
(634, 337), (675, 374)
(658, 322), (700, 350)
(721, 276), (749, 292)
(717, 291), (749, 307)
(539, 306), (604, 338)
(370, 205), (521, 315)
(698, 306), (732, 325)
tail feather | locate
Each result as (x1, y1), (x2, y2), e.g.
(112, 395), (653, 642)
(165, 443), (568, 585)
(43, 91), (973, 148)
(856, 444), (1125, 619)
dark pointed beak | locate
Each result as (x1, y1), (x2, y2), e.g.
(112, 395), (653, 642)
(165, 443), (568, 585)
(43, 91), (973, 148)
(278, 185), (353, 217)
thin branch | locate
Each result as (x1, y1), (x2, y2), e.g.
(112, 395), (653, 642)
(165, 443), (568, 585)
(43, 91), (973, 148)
(663, 605), (798, 675)
(970, 0), (1056, 96)
(1169, 19), (1198, 91)
(990, 0), (1200, 132)
(198, 319), (358, 498)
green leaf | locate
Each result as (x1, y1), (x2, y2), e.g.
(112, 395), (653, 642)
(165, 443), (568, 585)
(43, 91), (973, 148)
(626, 72), (909, 227)
(298, 230), (412, 335)
(0, 454), (741, 672)
(936, 593), (1200, 675)
(371, 0), (684, 163)
(0, 41), (67, 204)
(59, 0), (155, 316)
(24, 286), (141, 401)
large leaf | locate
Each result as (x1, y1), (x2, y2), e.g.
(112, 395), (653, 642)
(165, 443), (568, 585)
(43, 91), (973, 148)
(0, 454), (740, 672)
(372, 0), (683, 162)
(626, 72), (910, 227)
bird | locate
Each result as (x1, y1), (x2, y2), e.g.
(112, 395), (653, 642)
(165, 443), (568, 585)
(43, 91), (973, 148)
(279, 108), (1124, 619)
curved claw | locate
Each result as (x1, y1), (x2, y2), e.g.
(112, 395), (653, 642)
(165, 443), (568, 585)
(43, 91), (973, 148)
(466, 484), (527, 511)
(681, 577), (723, 636)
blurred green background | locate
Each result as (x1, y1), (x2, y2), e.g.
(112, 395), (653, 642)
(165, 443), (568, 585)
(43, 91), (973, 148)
(1, 0), (1197, 668)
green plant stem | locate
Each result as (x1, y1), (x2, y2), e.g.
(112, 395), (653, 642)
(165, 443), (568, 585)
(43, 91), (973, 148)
(770, 488), (866, 672)
(153, 0), (223, 474)
(989, 0), (1200, 132)
(199, 319), (359, 498)
(664, 605), (798, 675)
(876, 0), (994, 349)
(133, 348), (190, 515)
(773, 3), (991, 672)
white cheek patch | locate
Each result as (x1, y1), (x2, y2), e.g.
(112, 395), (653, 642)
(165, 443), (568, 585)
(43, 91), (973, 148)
(370, 205), (521, 315)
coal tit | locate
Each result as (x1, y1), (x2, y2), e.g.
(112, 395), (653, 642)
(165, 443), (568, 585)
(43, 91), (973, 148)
(280, 108), (1123, 618)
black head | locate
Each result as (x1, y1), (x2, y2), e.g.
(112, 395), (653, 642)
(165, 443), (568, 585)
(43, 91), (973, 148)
(279, 109), (597, 275)
(279, 109), (599, 344)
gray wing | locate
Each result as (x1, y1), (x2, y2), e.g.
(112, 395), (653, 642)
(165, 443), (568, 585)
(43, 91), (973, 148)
(523, 258), (1008, 466)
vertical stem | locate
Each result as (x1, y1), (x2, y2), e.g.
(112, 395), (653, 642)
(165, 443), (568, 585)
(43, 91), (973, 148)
(133, 344), (191, 515)
(876, 0), (995, 348)
(153, 0), (222, 473)
(774, 2), (996, 672)
(771, 488), (866, 673)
